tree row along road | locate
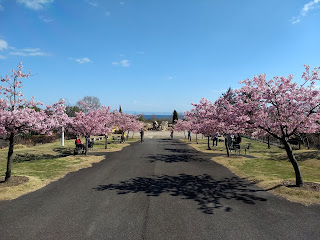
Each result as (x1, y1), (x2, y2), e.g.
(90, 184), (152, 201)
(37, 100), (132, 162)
(0, 138), (319, 240)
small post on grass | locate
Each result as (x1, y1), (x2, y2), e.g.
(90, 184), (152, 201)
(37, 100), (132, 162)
(61, 127), (65, 146)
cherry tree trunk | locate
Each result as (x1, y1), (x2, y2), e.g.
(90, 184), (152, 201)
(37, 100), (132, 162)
(5, 132), (15, 182)
(305, 137), (310, 150)
(196, 134), (198, 144)
(207, 136), (211, 150)
(225, 138), (230, 157)
(85, 137), (89, 155)
(282, 139), (303, 186)
(105, 135), (108, 149)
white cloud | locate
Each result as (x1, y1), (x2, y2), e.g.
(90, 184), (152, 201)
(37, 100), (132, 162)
(70, 57), (92, 64)
(86, 0), (98, 7)
(10, 51), (48, 56)
(23, 48), (41, 52)
(0, 39), (8, 51)
(9, 48), (49, 56)
(301, 0), (320, 16)
(290, 17), (301, 24)
(39, 15), (53, 23)
(0, 40), (49, 58)
(0, 4), (4, 11)
(112, 59), (130, 67)
(17, 0), (54, 10)
(291, 0), (320, 24)
(120, 59), (130, 67)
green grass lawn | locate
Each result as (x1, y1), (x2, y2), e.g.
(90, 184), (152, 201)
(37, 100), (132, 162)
(181, 136), (320, 205)
(0, 135), (139, 200)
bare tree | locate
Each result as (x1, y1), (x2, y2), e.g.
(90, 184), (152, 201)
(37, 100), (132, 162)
(77, 96), (101, 110)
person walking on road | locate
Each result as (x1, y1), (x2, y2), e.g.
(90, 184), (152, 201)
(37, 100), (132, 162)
(188, 130), (192, 141)
(140, 128), (144, 143)
(212, 133), (218, 147)
(121, 131), (126, 143)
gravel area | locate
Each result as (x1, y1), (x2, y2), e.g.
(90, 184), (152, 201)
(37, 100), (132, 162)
(135, 130), (187, 139)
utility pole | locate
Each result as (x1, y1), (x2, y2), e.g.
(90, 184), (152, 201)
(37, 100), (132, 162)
(61, 127), (65, 146)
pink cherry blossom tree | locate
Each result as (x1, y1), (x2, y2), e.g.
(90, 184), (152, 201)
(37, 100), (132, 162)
(217, 66), (320, 186)
(0, 63), (68, 182)
(185, 98), (219, 150)
(99, 107), (114, 149)
(214, 89), (247, 156)
(173, 119), (189, 139)
(184, 110), (203, 144)
(112, 111), (141, 140)
(67, 104), (112, 153)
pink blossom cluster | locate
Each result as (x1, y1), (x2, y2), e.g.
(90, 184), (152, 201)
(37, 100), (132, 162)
(184, 98), (219, 137)
(0, 63), (143, 181)
(173, 119), (191, 132)
(68, 108), (142, 137)
(0, 64), (142, 138)
(111, 111), (141, 133)
(68, 106), (113, 137)
(0, 63), (68, 137)
(185, 65), (320, 141)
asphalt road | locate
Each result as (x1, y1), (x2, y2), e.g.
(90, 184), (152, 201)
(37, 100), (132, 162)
(0, 138), (319, 240)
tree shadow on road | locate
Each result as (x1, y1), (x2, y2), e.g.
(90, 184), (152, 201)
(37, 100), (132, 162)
(145, 154), (207, 163)
(145, 146), (228, 163)
(93, 174), (267, 214)
(164, 148), (196, 154)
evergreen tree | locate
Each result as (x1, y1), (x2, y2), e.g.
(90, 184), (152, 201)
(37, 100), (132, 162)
(119, 105), (122, 113)
(172, 110), (178, 123)
(137, 114), (146, 122)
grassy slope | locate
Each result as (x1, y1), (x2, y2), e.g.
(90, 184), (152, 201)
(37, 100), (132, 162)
(0, 136), (138, 200)
(181, 137), (320, 205)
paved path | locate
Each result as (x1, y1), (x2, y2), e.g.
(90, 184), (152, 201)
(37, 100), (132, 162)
(0, 138), (319, 239)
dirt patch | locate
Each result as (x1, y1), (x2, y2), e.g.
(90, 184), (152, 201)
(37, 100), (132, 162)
(282, 180), (320, 192)
(0, 176), (29, 188)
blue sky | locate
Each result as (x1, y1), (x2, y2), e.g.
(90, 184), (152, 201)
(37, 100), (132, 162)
(0, 0), (320, 114)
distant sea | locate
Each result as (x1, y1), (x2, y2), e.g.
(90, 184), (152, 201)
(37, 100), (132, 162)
(143, 115), (184, 120)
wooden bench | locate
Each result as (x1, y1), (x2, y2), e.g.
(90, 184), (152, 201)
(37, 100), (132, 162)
(230, 143), (241, 155)
(230, 143), (251, 155)
(88, 139), (94, 151)
(112, 135), (121, 143)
